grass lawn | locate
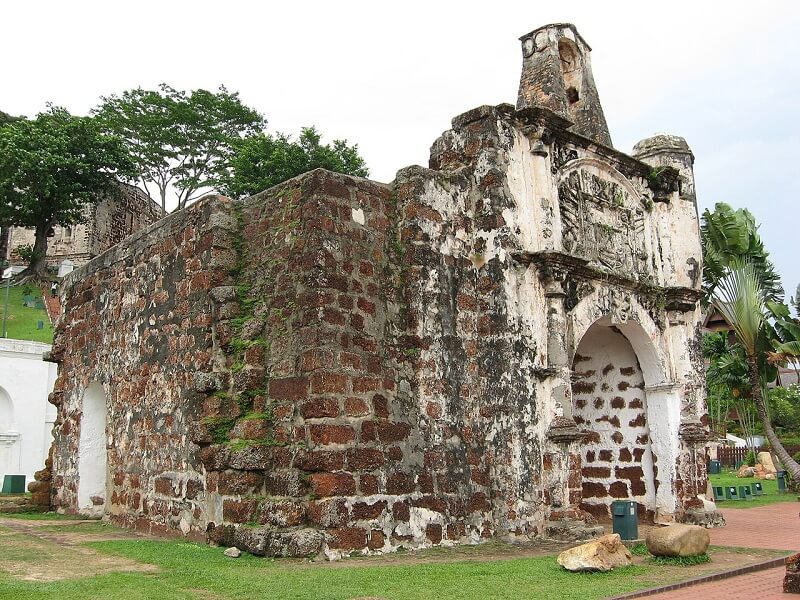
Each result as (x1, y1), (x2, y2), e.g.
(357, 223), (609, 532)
(710, 470), (796, 507)
(0, 513), (790, 600)
(0, 284), (53, 343)
(0, 513), (774, 600)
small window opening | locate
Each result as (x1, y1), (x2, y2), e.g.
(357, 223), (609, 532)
(566, 87), (580, 104)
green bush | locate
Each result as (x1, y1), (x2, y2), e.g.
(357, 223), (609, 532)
(745, 450), (756, 466)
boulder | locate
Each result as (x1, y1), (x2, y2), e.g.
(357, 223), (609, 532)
(223, 546), (242, 558)
(757, 452), (777, 474)
(736, 465), (755, 478)
(754, 464), (767, 479)
(557, 533), (632, 572)
(784, 552), (800, 594)
(646, 524), (710, 557)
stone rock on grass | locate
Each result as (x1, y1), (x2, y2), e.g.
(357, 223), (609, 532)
(646, 524), (710, 557)
(736, 465), (755, 478)
(784, 552), (800, 594)
(757, 451), (777, 474)
(557, 533), (632, 572)
(223, 546), (242, 558)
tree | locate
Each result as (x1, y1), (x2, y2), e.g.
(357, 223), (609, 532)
(702, 202), (783, 305)
(220, 127), (369, 199)
(711, 261), (800, 484)
(0, 107), (136, 279)
(95, 84), (265, 213)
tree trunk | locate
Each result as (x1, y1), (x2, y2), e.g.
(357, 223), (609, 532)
(748, 356), (800, 488)
(16, 222), (51, 281)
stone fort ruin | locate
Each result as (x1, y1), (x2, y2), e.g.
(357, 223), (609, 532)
(38, 24), (712, 558)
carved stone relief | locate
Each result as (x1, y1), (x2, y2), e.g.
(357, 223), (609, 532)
(558, 169), (649, 280)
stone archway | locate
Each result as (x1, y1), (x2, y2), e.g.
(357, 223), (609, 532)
(77, 382), (108, 516)
(571, 320), (657, 521)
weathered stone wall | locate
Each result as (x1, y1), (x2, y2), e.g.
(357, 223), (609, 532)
(49, 196), (231, 537)
(46, 24), (712, 557)
(8, 183), (161, 267)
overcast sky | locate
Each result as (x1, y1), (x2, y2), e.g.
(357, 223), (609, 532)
(3, 1), (799, 298)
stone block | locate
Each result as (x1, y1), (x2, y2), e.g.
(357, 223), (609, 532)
(557, 534), (632, 572)
(646, 524), (710, 557)
(310, 473), (356, 497)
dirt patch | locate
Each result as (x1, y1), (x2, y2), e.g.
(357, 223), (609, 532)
(0, 517), (158, 582)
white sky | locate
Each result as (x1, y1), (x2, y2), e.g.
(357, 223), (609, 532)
(3, 0), (800, 298)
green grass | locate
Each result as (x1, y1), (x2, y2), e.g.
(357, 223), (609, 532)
(710, 471), (798, 507)
(0, 285), (53, 343)
(650, 553), (710, 566)
(0, 511), (78, 520)
(0, 526), (699, 600)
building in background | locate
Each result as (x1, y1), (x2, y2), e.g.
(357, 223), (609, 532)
(0, 339), (58, 488)
(1, 183), (161, 270)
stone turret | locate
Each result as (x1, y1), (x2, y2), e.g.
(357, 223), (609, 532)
(517, 23), (612, 148)
(632, 134), (696, 204)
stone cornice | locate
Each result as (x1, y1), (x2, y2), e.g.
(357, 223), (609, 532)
(511, 250), (701, 312)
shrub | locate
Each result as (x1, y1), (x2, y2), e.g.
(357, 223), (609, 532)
(745, 450), (756, 467)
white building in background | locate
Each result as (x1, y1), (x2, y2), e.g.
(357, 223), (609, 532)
(0, 339), (57, 488)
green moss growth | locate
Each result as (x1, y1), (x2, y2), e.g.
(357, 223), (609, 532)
(201, 416), (236, 444)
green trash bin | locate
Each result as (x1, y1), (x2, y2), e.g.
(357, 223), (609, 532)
(1, 475), (26, 494)
(739, 485), (753, 501)
(611, 500), (638, 540)
(713, 485), (725, 502)
(777, 470), (787, 493)
(724, 485), (741, 500)
(709, 460), (721, 474)
(751, 482), (763, 496)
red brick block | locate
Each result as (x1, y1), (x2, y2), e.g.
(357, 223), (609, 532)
(352, 376), (381, 394)
(269, 377), (309, 401)
(310, 372), (348, 394)
(372, 394), (389, 418)
(615, 466), (645, 480)
(298, 450), (345, 472)
(426, 523), (443, 544)
(412, 495), (447, 513)
(300, 398), (340, 419)
(307, 498), (349, 527)
(217, 471), (264, 496)
(223, 498), (258, 523)
(359, 474), (379, 495)
(352, 500), (387, 520)
(343, 397), (370, 417)
(609, 481), (629, 498)
(357, 297), (376, 315)
(386, 472), (415, 495)
(309, 424), (356, 446)
(368, 529), (385, 550)
(328, 527), (367, 550)
(300, 349), (334, 372)
(154, 476), (177, 497)
(346, 448), (384, 471)
(310, 472), (356, 497)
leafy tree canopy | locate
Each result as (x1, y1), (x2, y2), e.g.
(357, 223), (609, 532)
(220, 126), (369, 199)
(701, 202), (783, 305)
(0, 106), (136, 278)
(94, 84), (265, 213)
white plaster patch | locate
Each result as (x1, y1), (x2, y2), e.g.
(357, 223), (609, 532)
(351, 207), (365, 225)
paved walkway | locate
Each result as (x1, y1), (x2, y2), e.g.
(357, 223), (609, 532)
(645, 502), (799, 599)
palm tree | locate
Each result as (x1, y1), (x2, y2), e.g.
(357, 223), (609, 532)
(713, 261), (800, 484)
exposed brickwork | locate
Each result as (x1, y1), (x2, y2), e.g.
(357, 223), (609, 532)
(46, 25), (707, 559)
